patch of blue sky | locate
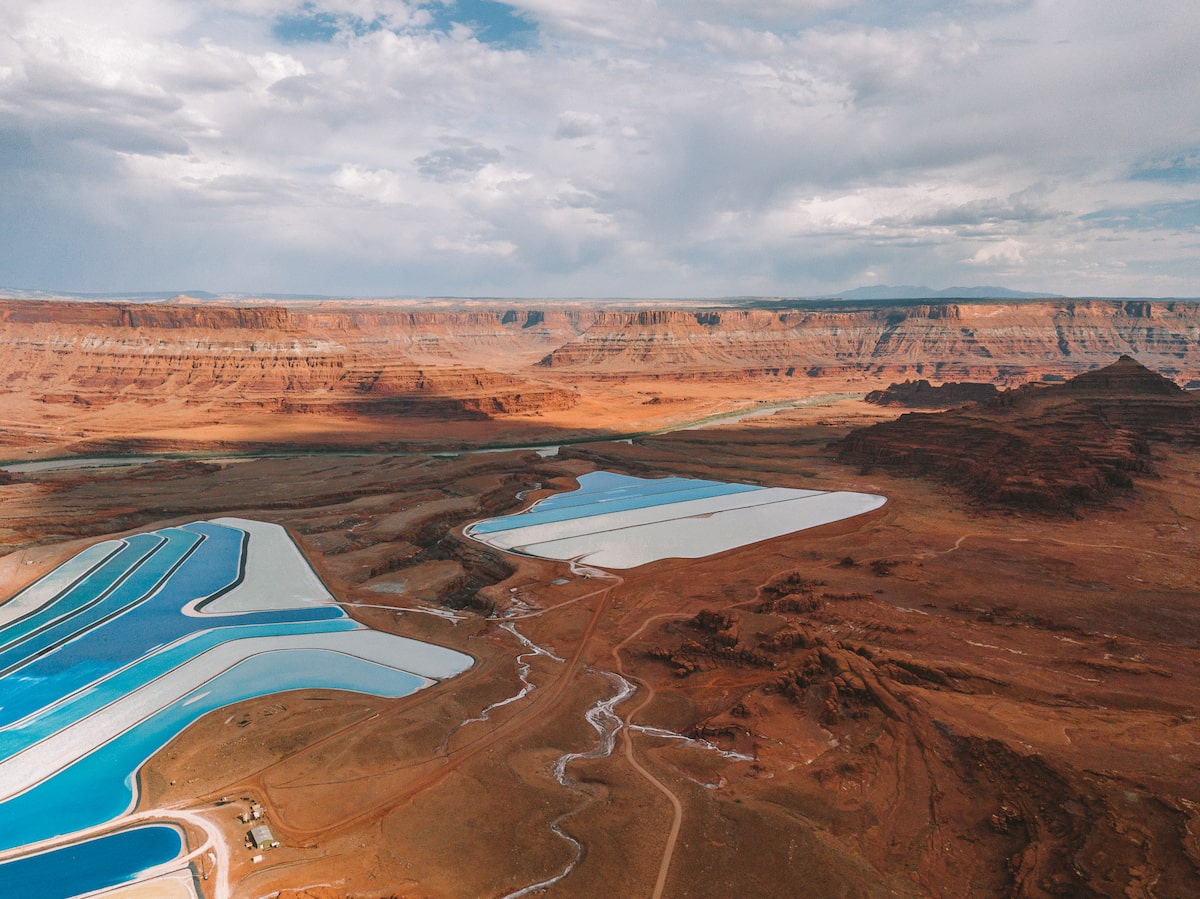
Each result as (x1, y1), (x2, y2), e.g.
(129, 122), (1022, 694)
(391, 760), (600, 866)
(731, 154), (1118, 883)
(0, 824), (182, 899)
(272, 4), (384, 44)
(1081, 200), (1200, 231)
(0, 649), (426, 853)
(1129, 151), (1200, 183)
(0, 530), (202, 677)
(273, 7), (341, 43)
(471, 482), (761, 535)
(427, 0), (538, 48)
(0, 534), (163, 652)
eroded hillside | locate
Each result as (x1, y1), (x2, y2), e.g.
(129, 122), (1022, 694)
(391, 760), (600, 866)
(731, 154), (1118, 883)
(838, 356), (1200, 515)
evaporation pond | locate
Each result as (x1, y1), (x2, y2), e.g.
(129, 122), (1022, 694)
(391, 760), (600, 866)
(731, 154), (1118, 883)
(0, 825), (182, 899)
(466, 471), (887, 569)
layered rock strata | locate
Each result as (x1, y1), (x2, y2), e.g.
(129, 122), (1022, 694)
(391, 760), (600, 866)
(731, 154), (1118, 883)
(837, 355), (1200, 514)
(537, 301), (1200, 383)
(4, 297), (1200, 455)
(0, 300), (583, 421)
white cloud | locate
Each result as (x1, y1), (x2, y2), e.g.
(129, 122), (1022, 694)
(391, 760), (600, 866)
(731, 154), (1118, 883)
(968, 238), (1026, 267)
(333, 163), (410, 203)
(554, 110), (605, 139)
(0, 0), (1197, 296)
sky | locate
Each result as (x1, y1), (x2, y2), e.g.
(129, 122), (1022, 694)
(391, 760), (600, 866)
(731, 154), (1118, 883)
(1, 0), (1198, 298)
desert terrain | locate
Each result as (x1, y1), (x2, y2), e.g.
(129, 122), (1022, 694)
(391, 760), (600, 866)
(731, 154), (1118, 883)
(3, 296), (1200, 460)
(1, 297), (1199, 898)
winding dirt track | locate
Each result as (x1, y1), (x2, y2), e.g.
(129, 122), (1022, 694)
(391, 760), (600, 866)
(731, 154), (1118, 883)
(611, 611), (692, 899)
(219, 572), (624, 849)
(191, 523), (801, 895)
(202, 554), (785, 896)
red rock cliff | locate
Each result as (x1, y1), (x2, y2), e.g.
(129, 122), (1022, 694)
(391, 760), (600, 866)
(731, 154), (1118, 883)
(536, 301), (1200, 383)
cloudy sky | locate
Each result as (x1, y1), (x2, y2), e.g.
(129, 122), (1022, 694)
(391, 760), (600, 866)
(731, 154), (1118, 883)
(1, 0), (1198, 297)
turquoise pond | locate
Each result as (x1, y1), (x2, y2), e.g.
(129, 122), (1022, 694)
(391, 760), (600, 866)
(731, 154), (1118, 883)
(0, 825), (183, 899)
(466, 471), (761, 535)
(0, 519), (462, 893)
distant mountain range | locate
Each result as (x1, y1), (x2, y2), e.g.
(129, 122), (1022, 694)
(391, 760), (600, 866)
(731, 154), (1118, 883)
(3, 285), (1197, 304)
(0, 289), (219, 302)
(0, 289), (342, 302)
(822, 285), (1064, 300)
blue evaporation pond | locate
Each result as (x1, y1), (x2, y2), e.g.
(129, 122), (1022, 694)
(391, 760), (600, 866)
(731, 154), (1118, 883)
(0, 534), (164, 653)
(0, 529), (201, 676)
(0, 516), (446, 879)
(0, 649), (426, 852)
(0, 617), (357, 755)
(0, 522), (341, 733)
(0, 824), (182, 899)
(0, 524), (345, 837)
(469, 472), (761, 535)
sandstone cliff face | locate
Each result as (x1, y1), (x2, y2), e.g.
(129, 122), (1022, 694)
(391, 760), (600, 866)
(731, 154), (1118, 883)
(0, 300), (595, 370)
(537, 301), (1200, 383)
(837, 356), (1200, 515)
(4, 297), (1200, 454)
(0, 301), (584, 420)
(7, 298), (1200, 405)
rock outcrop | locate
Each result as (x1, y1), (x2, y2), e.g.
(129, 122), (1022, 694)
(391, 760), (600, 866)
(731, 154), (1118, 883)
(865, 379), (999, 408)
(837, 355), (1200, 515)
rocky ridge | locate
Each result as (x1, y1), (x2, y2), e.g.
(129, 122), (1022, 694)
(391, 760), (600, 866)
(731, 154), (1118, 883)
(837, 355), (1200, 514)
(865, 379), (999, 407)
(0, 300), (585, 422)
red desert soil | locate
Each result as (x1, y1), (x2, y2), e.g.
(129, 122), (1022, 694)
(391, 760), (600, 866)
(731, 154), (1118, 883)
(1, 298), (1199, 897)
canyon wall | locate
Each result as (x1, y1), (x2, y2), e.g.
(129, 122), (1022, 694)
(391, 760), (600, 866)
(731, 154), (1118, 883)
(6, 298), (1199, 395)
(2, 296), (1198, 454)
(536, 301), (1200, 383)
(0, 301), (589, 421)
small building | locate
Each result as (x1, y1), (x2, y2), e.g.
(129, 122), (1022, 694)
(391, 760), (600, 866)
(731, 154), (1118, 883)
(249, 825), (279, 850)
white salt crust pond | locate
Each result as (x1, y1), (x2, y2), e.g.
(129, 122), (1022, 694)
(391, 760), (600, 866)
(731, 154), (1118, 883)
(466, 471), (887, 569)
